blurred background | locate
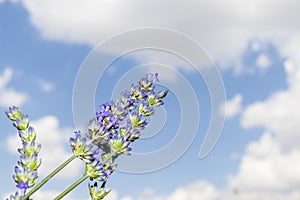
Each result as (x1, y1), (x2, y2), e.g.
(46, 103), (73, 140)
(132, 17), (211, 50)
(0, 1), (300, 199)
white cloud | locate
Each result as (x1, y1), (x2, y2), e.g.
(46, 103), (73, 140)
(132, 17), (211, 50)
(0, 68), (28, 107)
(0, 68), (12, 88)
(256, 53), (271, 70)
(221, 94), (243, 118)
(223, 190), (300, 200)
(241, 60), (300, 150)
(6, 115), (83, 179)
(108, 168), (300, 200)
(115, 181), (219, 200)
(2, 189), (77, 200)
(31, 189), (77, 200)
(165, 181), (219, 200)
(229, 132), (300, 192)
(250, 40), (262, 52)
(121, 196), (134, 200)
(229, 57), (300, 198)
(2, 1), (300, 199)
(104, 190), (119, 200)
(3, 189), (79, 200)
(8, 0), (299, 74)
(37, 79), (55, 92)
(134, 37), (300, 200)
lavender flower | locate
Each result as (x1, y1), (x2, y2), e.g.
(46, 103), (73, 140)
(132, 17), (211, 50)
(146, 72), (159, 83)
(5, 106), (22, 121)
(18, 126), (36, 143)
(130, 84), (147, 101)
(110, 100), (127, 121)
(110, 135), (132, 156)
(88, 119), (110, 145)
(4, 73), (168, 200)
(88, 182), (111, 200)
(120, 90), (135, 110)
(67, 73), (168, 200)
(5, 107), (41, 198)
(97, 102), (120, 132)
(157, 89), (169, 99)
(13, 115), (29, 131)
(129, 112), (147, 130)
(85, 161), (107, 181)
(70, 131), (96, 163)
(13, 166), (38, 195)
(18, 153), (41, 171)
(138, 103), (154, 116)
(147, 92), (164, 106)
(18, 141), (41, 157)
(139, 73), (158, 92)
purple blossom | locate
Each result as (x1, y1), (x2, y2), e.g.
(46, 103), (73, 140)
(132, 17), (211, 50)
(96, 102), (112, 121)
(5, 108), (41, 198)
(67, 73), (168, 200)
(146, 73), (159, 83)
(130, 84), (147, 101)
(120, 90), (135, 110)
(70, 131), (97, 163)
(139, 73), (159, 92)
(5, 106), (22, 121)
(13, 115), (29, 130)
(129, 112), (147, 130)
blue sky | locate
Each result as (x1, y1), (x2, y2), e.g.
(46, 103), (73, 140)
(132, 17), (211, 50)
(1, 1), (300, 200)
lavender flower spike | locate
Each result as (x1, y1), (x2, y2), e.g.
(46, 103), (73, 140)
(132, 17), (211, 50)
(70, 130), (96, 163)
(5, 107), (41, 198)
(62, 73), (169, 200)
(5, 106), (22, 121)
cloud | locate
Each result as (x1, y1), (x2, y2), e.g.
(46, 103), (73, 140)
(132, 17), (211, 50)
(104, 190), (118, 200)
(6, 115), (83, 179)
(256, 53), (271, 70)
(3, 189), (79, 200)
(113, 181), (219, 200)
(0, 68), (12, 88)
(165, 181), (219, 200)
(229, 132), (300, 192)
(221, 94), (243, 118)
(31, 189), (77, 200)
(241, 60), (300, 150)
(70, 178), (300, 200)
(2, 1), (300, 199)
(228, 58), (300, 198)
(0, 68), (28, 107)
(36, 79), (55, 92)
(119, 40), (300, 200)
(123, 169), (300, 200)
(121, 196), (134, 200)
(7, 0), (299, 74)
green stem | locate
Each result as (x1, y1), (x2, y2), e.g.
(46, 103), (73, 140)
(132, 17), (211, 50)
(54, 174), (89, 200)
(54, 151), (117, 200)
(22, 154), (77, 200)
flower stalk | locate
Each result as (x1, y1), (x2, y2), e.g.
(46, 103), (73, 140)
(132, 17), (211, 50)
(5, 73), (168, 200)
(21, 155), (77, 200)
